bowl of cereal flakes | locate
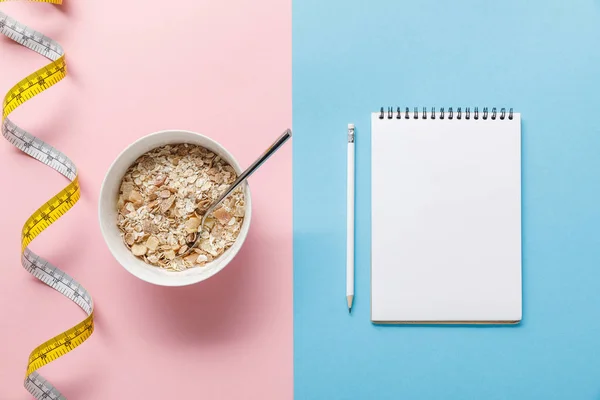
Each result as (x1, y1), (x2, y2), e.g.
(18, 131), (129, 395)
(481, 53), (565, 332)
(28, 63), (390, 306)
(99, 129), (251, 286)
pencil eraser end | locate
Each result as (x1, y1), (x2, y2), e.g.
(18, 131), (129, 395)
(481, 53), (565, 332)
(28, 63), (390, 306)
(348, 123), (355, 129)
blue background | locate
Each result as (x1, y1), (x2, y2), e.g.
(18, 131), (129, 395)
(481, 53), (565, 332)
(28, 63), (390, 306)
(293, 1), (600, 399)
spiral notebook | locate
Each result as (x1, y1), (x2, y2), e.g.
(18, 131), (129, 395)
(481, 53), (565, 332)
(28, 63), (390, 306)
(371, 107), (522, 324)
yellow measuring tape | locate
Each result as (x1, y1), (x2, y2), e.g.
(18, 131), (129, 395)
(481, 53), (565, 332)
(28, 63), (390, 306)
(1, 1), (94, 398)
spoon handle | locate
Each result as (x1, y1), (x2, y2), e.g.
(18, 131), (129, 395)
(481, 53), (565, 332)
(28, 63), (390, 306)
(206, 129), (292, 214)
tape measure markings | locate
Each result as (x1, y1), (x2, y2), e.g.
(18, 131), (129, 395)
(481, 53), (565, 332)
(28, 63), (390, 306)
(22, 249), (93, 313)
(27, 319), (93, 375)
(0, 14), (63, 58)
(26, 372), (66, 400)
(4, 119), (78, 177)
(3, 59), (67, 117)
(1, 3), (94, 399)
(22, 182), (81, 248)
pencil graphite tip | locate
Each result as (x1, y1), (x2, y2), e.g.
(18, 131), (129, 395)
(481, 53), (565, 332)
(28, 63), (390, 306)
(348, 307), (352, 314)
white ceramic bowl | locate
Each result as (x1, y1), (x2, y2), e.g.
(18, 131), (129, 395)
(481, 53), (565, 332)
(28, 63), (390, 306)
(99, 130), (252, 286)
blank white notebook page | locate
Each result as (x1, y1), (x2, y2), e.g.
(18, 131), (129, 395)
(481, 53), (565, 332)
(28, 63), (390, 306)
(371, 112), (522, 323)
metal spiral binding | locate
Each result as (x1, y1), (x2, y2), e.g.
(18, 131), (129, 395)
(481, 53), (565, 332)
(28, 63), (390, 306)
(379, 107), (513, 121)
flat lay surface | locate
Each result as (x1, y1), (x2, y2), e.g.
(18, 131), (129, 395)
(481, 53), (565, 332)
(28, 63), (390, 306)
(2, 0), (600, 399)
(293, 0), (600, 398)
(0, 1), (292, 398)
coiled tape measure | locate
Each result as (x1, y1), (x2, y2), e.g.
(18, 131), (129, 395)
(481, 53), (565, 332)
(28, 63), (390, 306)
(0, 1), (94, 399)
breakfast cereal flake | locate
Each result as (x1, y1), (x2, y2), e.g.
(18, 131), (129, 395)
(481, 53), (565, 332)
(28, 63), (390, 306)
(116, 144), (245, 271)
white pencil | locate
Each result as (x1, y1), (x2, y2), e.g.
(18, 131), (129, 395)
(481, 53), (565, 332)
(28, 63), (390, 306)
(347, 123), (355, 313)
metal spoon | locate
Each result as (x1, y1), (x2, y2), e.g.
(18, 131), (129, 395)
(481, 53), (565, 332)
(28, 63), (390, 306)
(182, 129), (292, 256)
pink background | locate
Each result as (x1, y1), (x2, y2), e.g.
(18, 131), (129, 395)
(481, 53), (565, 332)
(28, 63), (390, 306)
(0, 1), (292, 398)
